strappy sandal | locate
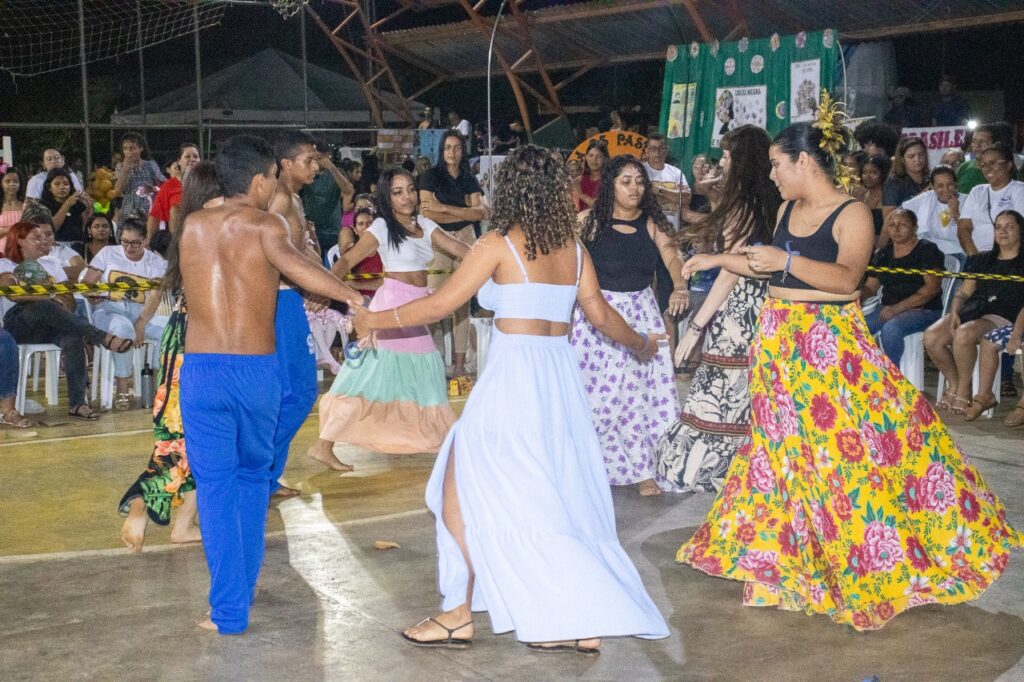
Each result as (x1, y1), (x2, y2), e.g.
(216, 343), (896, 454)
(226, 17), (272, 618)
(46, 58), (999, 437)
(0, 409), (32, 428)
(527, 640), (601, 656)
(964, 396), (998, 421)
(68, 404), (100, 421)
(400, 618), (473, 649)
(949, 397), (971, 416)
(102, 333), (133, 354)
(935, 390), (957, 411)
(1003, 404), (1024, 428)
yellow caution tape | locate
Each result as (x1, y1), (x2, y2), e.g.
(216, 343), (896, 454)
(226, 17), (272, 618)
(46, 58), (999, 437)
(0, 280), (161, 297)
(342, 269), (454, 281)
(865, 266), (1024, 282)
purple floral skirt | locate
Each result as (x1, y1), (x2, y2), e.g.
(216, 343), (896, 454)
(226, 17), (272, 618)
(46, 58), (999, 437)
(570, 287), (680, 486)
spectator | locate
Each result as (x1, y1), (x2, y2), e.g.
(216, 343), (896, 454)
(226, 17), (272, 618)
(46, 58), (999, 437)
(883, 86), (927, 128)
(113, 132), (165, 221)
(881, 137), (929, 235)
(860, 208), (944, 365)
(472, 122), (491, 155)
(81, 218), (168, 409)
(973, 307), (1024, 424)
(25, 147), (84, 200)
(493, 120), (524, 154)
(572, 139), (607, 211)
(419, 130), (489, 378)
(147, 142), (201, 239)
(301, 143), (355, 254)
(858, 154), (890, 237)
(413, 155), (432, 188)
(339, 159), (363, 201)
(418, 105), (434, 130)
(932, 75), (971, 126)
(957, 121), (1014, 194)
(342, 207), (383, 300)
(23, 204), (86, 283)
(940, 148), (965, 169)
(41, 167), (93, 244)
(0, 329), (30, 427)
(958, 142), (1024, 256)
(73, 213), (116, 264)
(1, 167), (26, 244)
(687, 154), (712, 212)
(447, 110), (472, 139)
(643, 133), (690, 228)
(842, 150), (867, 196)
(1, 221), (132, 420)
(853, 121), (900, 159)
(925, 209), (1024, 415)
(903, 165), (968, 262)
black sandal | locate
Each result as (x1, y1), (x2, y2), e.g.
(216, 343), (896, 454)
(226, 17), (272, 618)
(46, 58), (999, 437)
(400, 618), (473, 649)
(68, 404), (100, 421)
(102, 333), (133, 354)
(527, 640), (601, 656)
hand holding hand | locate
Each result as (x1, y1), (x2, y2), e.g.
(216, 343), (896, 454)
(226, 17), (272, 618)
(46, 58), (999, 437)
(742, 245), (787, 274)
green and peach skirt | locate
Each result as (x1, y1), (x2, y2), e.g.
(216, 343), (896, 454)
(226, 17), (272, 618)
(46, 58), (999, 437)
(317, 278), (455, 454)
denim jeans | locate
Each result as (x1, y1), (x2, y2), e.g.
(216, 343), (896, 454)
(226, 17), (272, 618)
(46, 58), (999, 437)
(864, 306), (943, 366)
(3, 301), (107, 408)
(0, 330), (17, 401)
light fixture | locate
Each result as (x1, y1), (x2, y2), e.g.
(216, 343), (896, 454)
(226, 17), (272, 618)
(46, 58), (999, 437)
(967, 119), (978, 130)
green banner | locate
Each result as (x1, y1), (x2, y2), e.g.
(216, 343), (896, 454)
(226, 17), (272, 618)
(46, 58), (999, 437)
(659, 30), (841, 183)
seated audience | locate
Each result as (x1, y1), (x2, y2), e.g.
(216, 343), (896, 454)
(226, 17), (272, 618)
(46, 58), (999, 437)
(903, 165), (968, 263)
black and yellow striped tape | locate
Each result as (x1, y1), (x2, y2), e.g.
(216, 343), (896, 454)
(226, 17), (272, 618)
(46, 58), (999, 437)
(865, 266), (1024, 282)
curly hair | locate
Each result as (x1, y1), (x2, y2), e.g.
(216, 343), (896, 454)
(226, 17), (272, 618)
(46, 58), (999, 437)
(581, 155), (670, 244)
(682, 125), (781, 253)
(489, 145), (577, 260)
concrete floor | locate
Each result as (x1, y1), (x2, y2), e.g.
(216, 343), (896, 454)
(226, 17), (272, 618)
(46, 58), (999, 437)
(1, 378), (1023, 681)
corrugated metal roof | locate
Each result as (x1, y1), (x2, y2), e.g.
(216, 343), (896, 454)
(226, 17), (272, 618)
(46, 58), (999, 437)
(379, 0), (1024, 79)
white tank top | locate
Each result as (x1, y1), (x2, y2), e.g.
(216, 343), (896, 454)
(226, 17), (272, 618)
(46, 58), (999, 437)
(366, 215), (440, 272)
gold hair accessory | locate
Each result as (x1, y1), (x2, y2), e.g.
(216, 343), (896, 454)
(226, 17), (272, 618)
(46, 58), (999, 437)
(812, 89), (853, 192)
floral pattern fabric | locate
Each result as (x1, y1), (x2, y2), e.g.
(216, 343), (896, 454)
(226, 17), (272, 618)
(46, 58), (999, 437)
(678, 298), (1021, 631)
(570, 287), (680, 485)
(118, 301), (194, 525)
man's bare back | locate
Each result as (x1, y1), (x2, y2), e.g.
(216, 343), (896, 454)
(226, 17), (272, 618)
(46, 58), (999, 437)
(181, 201), (360, 355)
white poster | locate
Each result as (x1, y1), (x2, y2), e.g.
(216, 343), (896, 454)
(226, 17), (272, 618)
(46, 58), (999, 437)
(711, 86), (767, 148)
(899, 126), (969, 167)
(790, 59), (821, 122)
(667, 82), (697, 139)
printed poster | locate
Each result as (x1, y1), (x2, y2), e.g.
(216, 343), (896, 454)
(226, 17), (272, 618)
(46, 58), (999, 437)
(710, 86), (767, 148)
(790, 59), (821, 122)
(667, 82), (697, 139)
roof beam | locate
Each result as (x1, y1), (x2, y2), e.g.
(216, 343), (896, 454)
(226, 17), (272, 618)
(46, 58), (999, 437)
(841, 9), (1024, 41)
(458, 50), (665, 80)
(681, 0), (715, 43)
(508, 0), (564, 119)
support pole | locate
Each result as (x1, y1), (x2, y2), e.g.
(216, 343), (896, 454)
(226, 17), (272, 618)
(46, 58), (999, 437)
(77, 0), (92, 174)
(193, 3), (204, 154)
(136, 0), (146, 124)
(300, 8), (310, 127)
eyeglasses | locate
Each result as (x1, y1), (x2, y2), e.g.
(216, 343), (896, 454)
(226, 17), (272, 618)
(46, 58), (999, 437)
(120, 239), (144, 247)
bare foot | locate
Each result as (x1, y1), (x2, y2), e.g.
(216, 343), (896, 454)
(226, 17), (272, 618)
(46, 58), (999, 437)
(170, 524), (202, 545)
(271, 484), (301, 499)
(403, 607), (474, 643)
(120, 498), (148, 553)
(195, 616), (218, 632)
(637, 479), (661, 497)
(307, 440), (354, 472)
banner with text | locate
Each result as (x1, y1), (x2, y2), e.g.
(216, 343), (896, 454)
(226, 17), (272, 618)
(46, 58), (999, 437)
(899, 126), (968, 168)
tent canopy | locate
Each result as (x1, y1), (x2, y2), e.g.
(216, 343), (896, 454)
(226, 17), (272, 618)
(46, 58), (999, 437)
(112, 47), (423, 126)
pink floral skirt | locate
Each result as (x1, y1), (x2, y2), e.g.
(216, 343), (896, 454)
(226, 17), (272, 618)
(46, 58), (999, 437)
(677, 298), (1021, 630)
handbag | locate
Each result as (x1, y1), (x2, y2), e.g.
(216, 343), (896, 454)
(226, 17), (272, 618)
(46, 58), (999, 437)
(957, 294), (988, 323)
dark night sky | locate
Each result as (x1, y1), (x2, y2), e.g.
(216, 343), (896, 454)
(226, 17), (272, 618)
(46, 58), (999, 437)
(2, 1), (1022, 165)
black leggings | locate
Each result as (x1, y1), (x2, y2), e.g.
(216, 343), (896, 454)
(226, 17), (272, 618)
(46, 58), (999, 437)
(3, 301), (108, 408)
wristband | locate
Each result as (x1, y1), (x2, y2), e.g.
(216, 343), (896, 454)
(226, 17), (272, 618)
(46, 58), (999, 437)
(636, 332), (649, 352)
(781, 240), (800, 283)
(688, 320), (704, 333)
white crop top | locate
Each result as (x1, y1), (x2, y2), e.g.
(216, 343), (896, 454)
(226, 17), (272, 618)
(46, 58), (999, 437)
(366, 215), (440, 272)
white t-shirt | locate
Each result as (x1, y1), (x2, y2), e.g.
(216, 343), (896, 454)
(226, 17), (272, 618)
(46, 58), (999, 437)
(88, 245), (167, 281)
(366, 215), (440, 272)
(25, 170), (84, 200)
(455, 119), (471, 138)
(48, 243), (81, 267)
(960, 180), (1024, 252)
(0, 256), (68, 282)
(643, 162), (690, 228)
(902, 190), (969, 256)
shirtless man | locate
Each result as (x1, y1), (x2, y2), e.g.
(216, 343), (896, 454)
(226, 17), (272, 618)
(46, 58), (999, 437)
(178, 135), (361, 635)
(268, 131), (352, 489)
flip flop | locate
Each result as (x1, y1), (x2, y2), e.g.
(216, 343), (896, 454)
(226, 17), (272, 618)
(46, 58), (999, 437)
(0, 409), (32, 428)
(103, 333), (133, 353)
(68, 404), (101, 421)
(400, 618), (472, 649)
(1003, 405), (1024, 428)
(527, 640), (601, 656)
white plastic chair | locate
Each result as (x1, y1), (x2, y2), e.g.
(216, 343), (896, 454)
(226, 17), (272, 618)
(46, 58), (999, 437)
(326, 244), (341, 267)
(469, 317), (493, 374)
(16, 344), (61, 415)
(892, 255), (962, 391)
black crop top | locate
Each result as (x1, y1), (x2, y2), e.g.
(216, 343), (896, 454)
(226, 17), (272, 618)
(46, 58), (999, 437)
(586, 214), (660, 292)
(770, 200), (856, 290)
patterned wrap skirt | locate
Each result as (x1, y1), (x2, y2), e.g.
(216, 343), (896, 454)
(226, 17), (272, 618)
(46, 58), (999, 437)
(677, 298), (1021, 631)
(657, 277), (767, 492)
(570, 287), (680, 486)
(318, 278), (455, 454)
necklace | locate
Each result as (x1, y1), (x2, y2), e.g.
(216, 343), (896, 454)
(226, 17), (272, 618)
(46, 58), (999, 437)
(795, 195), (843, 231)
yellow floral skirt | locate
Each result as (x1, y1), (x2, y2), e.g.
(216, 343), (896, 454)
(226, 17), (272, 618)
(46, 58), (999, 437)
(677, 299), (1021, 631)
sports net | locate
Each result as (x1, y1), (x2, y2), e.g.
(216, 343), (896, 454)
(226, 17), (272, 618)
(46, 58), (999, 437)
(0, 1), (226, 78)
(270, 0), (310, 20)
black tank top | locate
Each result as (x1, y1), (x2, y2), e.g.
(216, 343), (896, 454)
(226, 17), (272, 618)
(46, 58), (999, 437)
(770, 200), (856, 290)
(586, 213), (660, 292)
